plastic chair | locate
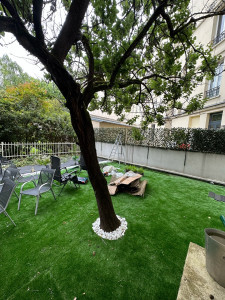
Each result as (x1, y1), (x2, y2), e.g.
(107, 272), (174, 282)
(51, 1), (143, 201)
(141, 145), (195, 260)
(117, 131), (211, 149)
(18, 168), (56, 215)
(0, 178), (16, 226)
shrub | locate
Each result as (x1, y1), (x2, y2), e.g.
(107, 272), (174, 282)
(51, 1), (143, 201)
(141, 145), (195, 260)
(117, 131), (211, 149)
(125, 165), (144, 175)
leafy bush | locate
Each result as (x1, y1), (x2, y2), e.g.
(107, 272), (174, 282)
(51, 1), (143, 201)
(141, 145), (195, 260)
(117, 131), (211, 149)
(125, 165), (144, 175)
(30, 147), (39, 155)
(12, 155), (72, 167)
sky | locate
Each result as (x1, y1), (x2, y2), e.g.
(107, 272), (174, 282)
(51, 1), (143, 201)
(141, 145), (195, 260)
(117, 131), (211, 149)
(1, 33), (45, 79)
(0, 1), (67, 80)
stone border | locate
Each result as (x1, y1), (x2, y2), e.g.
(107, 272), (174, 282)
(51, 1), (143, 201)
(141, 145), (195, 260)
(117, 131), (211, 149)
(92, 215), (128, 240)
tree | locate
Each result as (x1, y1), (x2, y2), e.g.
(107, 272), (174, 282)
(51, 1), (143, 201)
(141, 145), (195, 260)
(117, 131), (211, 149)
(0, 0), (224, 232)
(0, 81), (75, 142)
(0, 54), (31, 87)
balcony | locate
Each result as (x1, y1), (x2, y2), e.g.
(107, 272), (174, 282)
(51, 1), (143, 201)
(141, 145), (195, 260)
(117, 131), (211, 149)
(205, 86), (220, 98)
(213, 30), (225, 46)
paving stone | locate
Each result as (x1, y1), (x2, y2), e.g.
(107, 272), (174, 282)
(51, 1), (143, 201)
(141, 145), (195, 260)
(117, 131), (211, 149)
(177, 242), (225, 300)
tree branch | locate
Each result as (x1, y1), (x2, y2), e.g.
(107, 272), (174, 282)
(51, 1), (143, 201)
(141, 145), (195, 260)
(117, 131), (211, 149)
(93, 73), (181, 93)
(0, 0), (21, 22)
(52, 0), (89, 63)
(33, 0), (45, 44)
(0, 15), (16, 32)
(109, 1), (167, 87)
(174, 10), (225, 35)
(82, 35), (94, 85)
(160, 7), (175, 37)
(81, 34), (95, 106)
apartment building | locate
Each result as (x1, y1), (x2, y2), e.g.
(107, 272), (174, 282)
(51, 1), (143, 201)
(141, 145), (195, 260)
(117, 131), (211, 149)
(90, 1), (225, 130)
(170, 0), (225, 129)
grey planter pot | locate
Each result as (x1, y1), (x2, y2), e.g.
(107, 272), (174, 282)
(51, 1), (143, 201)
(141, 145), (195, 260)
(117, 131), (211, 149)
(205, 228), (225, 288)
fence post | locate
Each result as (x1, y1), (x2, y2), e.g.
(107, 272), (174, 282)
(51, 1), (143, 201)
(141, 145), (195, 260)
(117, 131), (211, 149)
(125, 128), (128, 145)
(1, 142), (4, 156)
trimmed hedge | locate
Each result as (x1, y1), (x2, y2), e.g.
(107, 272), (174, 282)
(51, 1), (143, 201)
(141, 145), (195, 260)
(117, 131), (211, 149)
(94, 127), (225, 154)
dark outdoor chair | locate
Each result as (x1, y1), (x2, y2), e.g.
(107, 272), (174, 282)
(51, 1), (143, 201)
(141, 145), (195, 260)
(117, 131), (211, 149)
(0, 162), (3, 182)
(18, 168), (56, 215)
(78, 153), (88, 175)
(50, 155), (79, 196)
(0, 178), (16, 226)
(1, 167), (20, 182)
(0, 155), (12, 166)
(0, 165), (39, 198)
(0, 167), (20, 193)
(7, 165), (39, 185)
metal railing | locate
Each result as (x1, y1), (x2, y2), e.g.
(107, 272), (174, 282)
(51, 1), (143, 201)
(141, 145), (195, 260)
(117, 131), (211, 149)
(0, 142), (80, 159)
(213, 30), (225, 46)
(205, 86), (220, 98)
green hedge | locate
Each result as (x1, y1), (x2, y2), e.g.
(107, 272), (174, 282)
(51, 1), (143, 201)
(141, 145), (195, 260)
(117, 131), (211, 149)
(94, 127), (225, 154)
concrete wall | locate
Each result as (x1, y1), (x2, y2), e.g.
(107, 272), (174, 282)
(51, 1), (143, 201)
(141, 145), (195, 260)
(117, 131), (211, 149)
(96, 142), (225, 184)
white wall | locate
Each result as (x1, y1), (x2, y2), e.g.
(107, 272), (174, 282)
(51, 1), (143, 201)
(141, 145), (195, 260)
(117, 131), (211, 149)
(96, 142), (225, 184)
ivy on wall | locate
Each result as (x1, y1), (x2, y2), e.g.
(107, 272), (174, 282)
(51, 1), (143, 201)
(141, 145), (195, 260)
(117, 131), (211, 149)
(94, 128), (225, 154)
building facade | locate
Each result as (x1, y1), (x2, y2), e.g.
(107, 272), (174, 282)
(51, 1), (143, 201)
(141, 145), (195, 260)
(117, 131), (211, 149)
(170, 0), (225, 129)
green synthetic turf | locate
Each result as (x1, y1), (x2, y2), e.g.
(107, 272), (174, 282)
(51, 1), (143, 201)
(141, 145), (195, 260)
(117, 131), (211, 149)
(1, 165), (225, 300)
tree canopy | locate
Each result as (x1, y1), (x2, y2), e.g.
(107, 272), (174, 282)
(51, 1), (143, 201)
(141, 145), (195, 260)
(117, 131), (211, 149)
(0, 0), (224, 232)
(0, 54), (31, 87)
(0, 55), (75, 142)
(0, 80), (75, 142)
(0, 1), (222, 126)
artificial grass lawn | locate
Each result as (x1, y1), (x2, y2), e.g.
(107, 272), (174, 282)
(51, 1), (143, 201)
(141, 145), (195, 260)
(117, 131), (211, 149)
(1, 164), (225, 300)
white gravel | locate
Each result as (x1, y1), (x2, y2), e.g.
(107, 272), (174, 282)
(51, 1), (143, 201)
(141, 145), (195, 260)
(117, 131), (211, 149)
(92, 215), (128, 240)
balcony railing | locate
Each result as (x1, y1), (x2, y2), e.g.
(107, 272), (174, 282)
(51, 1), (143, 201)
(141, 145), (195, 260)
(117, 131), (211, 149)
(205, 86), (220, 98)
(213, 30), (225, 46)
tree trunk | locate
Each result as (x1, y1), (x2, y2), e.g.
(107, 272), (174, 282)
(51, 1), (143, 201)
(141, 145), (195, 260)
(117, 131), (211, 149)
(69, 96), (121, 232)
(29, 54), (121, 232)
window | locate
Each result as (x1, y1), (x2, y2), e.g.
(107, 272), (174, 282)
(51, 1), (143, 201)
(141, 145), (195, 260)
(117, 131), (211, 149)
(213, 15), (225, 45)
(205, 62), (223, 98)
(208, 112), (222, 129)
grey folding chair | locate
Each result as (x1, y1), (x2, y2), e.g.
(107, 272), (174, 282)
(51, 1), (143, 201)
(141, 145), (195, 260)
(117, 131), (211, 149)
(18, 168), (56, 215)
(0, 178), (16, 226)
(5, 164), (39, 185)
(1, 167), (20, 182)
(0, 167), (20, 194)
(0, 166), (39, 199)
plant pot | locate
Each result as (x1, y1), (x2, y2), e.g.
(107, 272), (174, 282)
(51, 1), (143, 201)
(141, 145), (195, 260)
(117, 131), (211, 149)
(205, 228), (225, 288)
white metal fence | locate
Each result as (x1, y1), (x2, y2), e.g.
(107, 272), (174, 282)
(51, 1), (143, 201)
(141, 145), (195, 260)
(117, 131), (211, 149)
(0, 142), (80, 158)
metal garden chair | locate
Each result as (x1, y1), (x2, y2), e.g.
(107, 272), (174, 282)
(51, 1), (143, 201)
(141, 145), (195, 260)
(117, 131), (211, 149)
(50, 156), (79, 196)
(0, 167), (20, 193)
(0, 166), (39, 198)
(0, 155), (12, 166)
(18, 168), (56, 215)
(0, 178), (16, 226)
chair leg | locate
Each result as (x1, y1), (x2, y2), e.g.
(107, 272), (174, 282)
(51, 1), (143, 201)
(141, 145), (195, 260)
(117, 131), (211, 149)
(35, 195), (39, 215)
(18, 194), (22, 210)
(4, 211), (16, 226)
(14, 190), (19, 201)
(32, 180), (37, 187)
(51, 188), (57, 201)
(58, 183), (66, 197)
